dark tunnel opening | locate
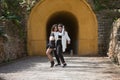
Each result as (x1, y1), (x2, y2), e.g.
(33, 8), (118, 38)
(46, 11), (78, 54)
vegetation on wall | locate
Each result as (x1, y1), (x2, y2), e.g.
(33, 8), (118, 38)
(0, 0), (26, 39)
(0, 0), (41, 39)
(93, 0), (120, 11)
(0, 0), (42, 62)
(93, 0), (107, 11)
(93, 0), (120, 22)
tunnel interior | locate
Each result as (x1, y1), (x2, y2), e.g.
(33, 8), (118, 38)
(46, 11), (78, 54)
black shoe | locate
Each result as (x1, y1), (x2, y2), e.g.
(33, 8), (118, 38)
(55, 63), (61, 66)
(50, 61), (54, 67)
(62, 63), (67, 68)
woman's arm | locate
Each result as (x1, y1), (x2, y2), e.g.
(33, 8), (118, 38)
(49, 32), (55, 40)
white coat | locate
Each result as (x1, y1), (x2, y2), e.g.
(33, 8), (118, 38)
(54, 31), (70, 52)
(61, 31), (71, 52)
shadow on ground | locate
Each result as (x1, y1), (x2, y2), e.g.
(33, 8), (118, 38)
(0, 77), (5, 80)
(0, 56), (48, 73)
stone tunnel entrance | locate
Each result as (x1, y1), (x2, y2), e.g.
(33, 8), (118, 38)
(27, 0), (98, 56)
(46, 11), (78, 54)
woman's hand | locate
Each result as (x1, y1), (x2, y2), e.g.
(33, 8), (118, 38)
(49, 36), (55, 41)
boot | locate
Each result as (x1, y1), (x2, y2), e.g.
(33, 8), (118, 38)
(50, 61), (54, 67)
(55, 63), (61, 66)
(62, 63), (67, 68)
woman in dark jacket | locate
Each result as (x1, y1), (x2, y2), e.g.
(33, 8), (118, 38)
(46, 24), (58, 67)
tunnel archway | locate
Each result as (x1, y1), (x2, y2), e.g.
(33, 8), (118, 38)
(27, 0), (98, 56)
(46, 11), (78, 54)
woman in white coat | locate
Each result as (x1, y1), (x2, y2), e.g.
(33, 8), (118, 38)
(56, 24), (71, 67)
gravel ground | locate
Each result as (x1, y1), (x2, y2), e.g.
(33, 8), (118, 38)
(0, 56), (120, 80)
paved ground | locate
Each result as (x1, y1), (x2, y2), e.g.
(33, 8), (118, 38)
(0, 56), (120, 80)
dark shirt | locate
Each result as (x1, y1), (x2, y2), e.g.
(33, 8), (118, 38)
(58, 35), (62, 39)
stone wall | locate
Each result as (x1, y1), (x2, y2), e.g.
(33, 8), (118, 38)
(87, 0), (120, 56)
(0, 0), (27, 63)
(0, 20), (27, 63)
(0, 37), (5, 62)
(107, 18), (120, 65)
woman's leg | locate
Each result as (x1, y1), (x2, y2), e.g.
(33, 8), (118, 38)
(46, 48), (54, 61)
(46, 48), (54, 67)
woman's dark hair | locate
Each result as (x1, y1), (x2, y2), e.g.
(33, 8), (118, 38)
(51, 24), (58, 32)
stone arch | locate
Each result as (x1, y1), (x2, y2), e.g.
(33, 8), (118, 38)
(27, 0), (98, 56)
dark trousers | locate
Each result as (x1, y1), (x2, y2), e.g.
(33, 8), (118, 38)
(53, 50), (60, 64)
(56, 44), (65, 64)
